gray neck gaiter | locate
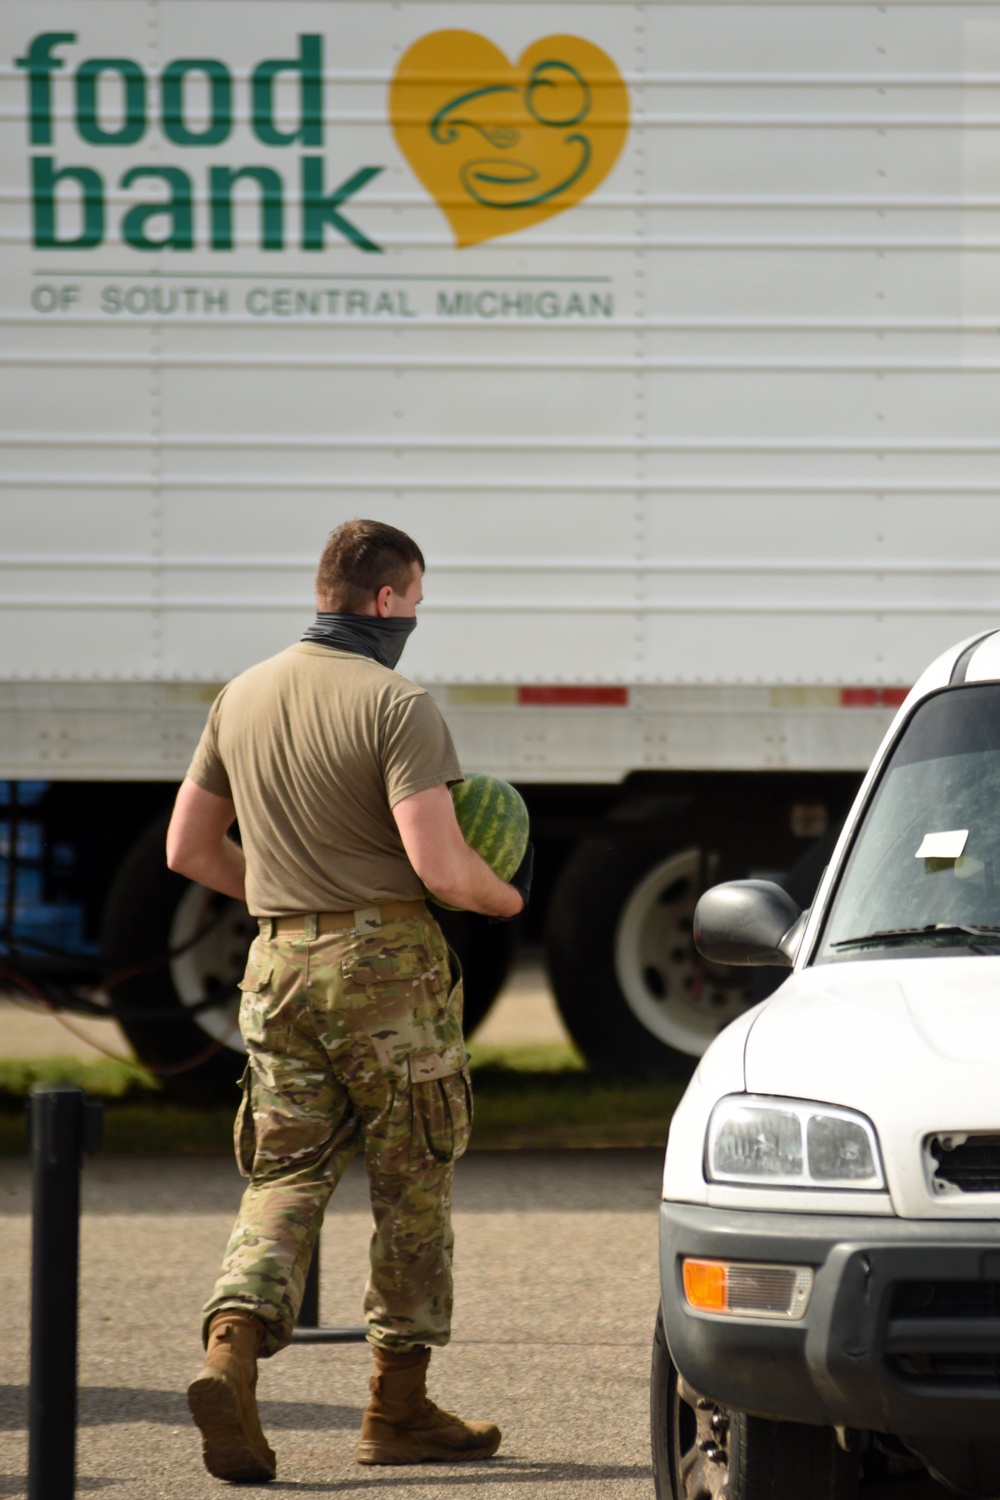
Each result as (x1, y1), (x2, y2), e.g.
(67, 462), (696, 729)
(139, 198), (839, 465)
(301, 612), (417, 670)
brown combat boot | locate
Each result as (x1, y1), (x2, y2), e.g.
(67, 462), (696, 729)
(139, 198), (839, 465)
(356, 1345), (501, 1465)
(187, 1310), (277, 1483)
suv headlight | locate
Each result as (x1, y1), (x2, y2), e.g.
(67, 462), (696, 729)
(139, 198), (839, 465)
(706, 1095), (885, 1190)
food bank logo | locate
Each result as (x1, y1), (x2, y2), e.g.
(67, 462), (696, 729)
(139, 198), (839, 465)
(391, 31), (629, 247)
(14, 29), (628, 256)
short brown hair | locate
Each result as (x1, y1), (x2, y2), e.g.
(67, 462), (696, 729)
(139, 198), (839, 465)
(315, 519), (425, 613)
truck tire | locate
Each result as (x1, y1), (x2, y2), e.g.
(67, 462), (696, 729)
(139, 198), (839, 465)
(545, 820), (758, 1077)
(100, 815), (251, 1102)
(101, 814), (513, 1099)
(651, 1305), (858, 1500)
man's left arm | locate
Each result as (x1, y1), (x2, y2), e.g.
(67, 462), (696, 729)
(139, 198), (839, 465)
(392, 784), (524, 918)
(166, 777), (246, 901)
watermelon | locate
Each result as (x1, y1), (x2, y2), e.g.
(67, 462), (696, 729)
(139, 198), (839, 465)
(428, 773), (530, 910)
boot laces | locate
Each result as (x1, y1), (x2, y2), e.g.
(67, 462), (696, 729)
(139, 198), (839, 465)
(418, 1396), (464, 1430)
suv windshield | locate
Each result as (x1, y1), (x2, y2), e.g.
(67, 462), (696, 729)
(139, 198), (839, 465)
(816, 683), (1000, 961)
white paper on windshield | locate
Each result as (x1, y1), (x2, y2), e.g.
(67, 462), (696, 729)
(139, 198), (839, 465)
(915, 829), (968, 860)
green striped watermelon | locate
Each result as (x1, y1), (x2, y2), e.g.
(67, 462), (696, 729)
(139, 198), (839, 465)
(428, 773), (529, 910)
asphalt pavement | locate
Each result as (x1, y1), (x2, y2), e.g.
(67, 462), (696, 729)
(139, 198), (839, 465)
(0, 1148), (663, 1499)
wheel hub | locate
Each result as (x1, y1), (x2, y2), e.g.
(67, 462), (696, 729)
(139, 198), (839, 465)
(677, 1376), (731, 1500)
(613, 849), (755, 1057)
(168, 884), (254, 1052)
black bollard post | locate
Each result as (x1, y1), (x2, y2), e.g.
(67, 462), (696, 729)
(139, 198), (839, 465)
(298, 1239), (321, 1328)
(27, 1084), (103, 1500)
(292, 1235), (368, 1345)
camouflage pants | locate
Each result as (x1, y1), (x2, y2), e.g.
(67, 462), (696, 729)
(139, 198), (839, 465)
(201, 906), (472, 1358)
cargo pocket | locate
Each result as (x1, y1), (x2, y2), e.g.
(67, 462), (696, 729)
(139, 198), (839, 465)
(236, 956), (272, 1049)
(409, 1041), (472, 1167)
(237, 956), (272, 994)
(233, 1063), (256, 1178)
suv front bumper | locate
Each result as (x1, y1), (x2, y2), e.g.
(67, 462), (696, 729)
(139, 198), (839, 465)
(661, 1199), (1000, 1439)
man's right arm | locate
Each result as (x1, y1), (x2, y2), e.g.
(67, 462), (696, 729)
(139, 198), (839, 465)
(392, 784), (524, 919)
(166, 777), (246, 901)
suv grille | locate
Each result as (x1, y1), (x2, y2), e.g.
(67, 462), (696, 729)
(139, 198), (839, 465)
(891, 1352), (1000, 1384)
(892, 1281), (1000, 1319)
(928, 1134), (1000, 1193)
(889, 1282), (1000, 1386)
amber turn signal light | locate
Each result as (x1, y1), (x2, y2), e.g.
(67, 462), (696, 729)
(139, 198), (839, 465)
(682, 1258), (727, 1312)
(681, 1257), (813, 1320)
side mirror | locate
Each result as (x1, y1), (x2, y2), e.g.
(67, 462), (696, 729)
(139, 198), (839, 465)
(694, 880), (804, 968)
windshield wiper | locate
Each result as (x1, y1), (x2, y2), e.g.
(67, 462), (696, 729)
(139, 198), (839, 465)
(832, 923), (1000, 951)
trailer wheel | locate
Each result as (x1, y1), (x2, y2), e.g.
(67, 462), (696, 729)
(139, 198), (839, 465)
(651, 1304), (858, 1500)
(545, 828), (757, 1077)
(102, 814), (514, 1099)
(100, 815), (248, 1101)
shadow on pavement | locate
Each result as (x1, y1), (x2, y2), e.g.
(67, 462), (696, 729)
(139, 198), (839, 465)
(0, 1480), (114, 1495)
(0, 1383), (361, 1431)
(267, 1461), (651, 1490)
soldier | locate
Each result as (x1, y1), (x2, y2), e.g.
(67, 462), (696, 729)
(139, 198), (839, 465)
(166, 519), (532, 1483)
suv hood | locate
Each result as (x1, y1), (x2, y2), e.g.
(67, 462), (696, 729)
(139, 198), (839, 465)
(744, 957), (1000, 1217)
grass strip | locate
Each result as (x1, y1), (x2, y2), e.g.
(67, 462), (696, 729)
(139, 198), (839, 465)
(0, 1054), (157, 1102)
(466, 1038), (586, 1073)
(0, 1045), (681, 1155)
(468, 1070), (681, 1150)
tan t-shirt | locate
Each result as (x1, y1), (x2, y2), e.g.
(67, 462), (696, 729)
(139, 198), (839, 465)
(186, 642), (462, 915)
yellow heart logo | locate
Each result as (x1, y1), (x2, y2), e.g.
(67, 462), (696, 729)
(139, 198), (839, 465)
(390, 31), (630, 248)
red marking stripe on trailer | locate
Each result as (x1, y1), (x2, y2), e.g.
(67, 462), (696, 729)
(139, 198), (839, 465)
(517, 686), (629, 707)
(840, 687), (909, 709)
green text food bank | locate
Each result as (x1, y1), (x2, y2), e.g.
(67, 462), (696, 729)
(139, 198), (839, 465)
(16, 32), (385, 252)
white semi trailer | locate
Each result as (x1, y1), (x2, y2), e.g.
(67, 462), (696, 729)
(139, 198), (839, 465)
(1, 0), (995, 1092)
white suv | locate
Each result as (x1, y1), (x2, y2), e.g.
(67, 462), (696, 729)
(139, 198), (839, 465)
(654, 630), (1000, 1500)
